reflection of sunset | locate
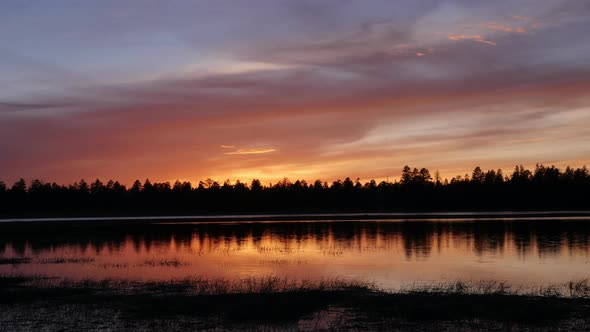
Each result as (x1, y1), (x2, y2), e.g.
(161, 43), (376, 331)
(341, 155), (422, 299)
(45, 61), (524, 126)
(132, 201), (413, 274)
(2, 220), (589, 289)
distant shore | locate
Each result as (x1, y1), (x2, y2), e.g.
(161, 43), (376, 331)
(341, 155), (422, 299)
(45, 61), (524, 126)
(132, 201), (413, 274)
(2, 210), (590, 224)
(2, 164), (589, 220)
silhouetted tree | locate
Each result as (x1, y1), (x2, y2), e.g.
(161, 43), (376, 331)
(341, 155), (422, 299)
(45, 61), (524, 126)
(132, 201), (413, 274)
(401, 166), (412, 184)
(90, 179), (104, 195)
(274, 178), (291, 190)
(495, 169), (505, 185)
(364, 179), (377, 189)
(313, 180), (323, 191)
(483, 170), (496, 185)
(472, 167), (484, 184)
(562, 167), (575, 182)
(251, 179), (263, 192)
(1, 163), (589, 216)
(78, 179), (89, 194)
(234, 180), (247, 191)
(418, 168), (432, 184)
(331, 179), (343, 191)
(130, 180), (142, 194)
(143, 179), (153, 192)
(11, 178), (27, 193)
(343, 177), (354, 191)
(574, 166), (589, 182)
(511, 165), (531, 184)
(29, 179), (45, 193)
(354, 178), (362, 190)
(434, 171), (442, 186)
(222, 180), (232, 191)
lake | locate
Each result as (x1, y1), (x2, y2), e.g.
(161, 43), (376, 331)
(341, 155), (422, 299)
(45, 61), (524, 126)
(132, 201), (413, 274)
(1, 213), (589, 289)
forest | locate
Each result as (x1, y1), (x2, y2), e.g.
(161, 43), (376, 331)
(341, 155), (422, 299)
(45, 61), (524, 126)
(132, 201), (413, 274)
(0, 164), (589, 217)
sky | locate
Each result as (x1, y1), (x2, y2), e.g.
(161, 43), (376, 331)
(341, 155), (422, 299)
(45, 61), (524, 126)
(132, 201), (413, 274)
(1, 0), (589, 185)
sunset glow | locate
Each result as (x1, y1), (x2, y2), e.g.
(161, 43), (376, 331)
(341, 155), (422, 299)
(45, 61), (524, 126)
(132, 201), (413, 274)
(1, 0), (589, 185)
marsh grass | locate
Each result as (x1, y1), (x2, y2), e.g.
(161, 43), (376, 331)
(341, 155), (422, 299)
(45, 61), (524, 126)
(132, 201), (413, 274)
(1, 256), (96, 265)
(42, 275), (372, 296)
(399, 280), (514, 295)
(141, 259), (191, 268)
(0, 274), (44, 286)
(258, 259), (307, 266)
(322, 248), (344, 256)
(37, 257), (96, 264)
(2, 274), (590, 329)
(256, 246), (300, 255)
(2, 273), (589, 299)
(566, 279), (590, 298)
(396, 279), (590, 298)
(0, 257), (32, 265)
(95, 262), (130, 269)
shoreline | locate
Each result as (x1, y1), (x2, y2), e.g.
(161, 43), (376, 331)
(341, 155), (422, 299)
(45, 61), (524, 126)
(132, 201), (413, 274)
(2, 210), (590, 224)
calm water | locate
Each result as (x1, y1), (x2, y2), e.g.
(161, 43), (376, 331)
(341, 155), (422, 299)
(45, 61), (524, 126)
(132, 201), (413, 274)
(1, 215), (590, 289)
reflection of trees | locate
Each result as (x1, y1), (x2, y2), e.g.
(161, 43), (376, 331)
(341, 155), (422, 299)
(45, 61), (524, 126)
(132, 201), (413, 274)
(0, 220), (588, 261)
(400, 223), (434, 260)
(469, 222), (507, 256)
(512, 223), (534, 258)
(536, 228), (564, 258)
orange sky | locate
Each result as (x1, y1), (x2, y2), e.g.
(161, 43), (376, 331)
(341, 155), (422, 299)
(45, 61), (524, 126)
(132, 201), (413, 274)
(1, 1), (589, 185)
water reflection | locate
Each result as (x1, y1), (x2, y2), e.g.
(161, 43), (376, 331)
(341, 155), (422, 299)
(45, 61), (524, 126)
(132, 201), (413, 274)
(1, 219), (589, 288)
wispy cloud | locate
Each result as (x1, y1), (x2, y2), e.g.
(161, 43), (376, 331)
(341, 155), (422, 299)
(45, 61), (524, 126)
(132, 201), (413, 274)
(513, 16), (531, 21)
(224, 148), (277, 155)
(487, 23), (515, 33)
(447, 34), (496, 46)
(483, 22), (529, 34)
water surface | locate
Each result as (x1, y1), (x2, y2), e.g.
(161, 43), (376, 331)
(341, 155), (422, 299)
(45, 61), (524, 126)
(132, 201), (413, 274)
(1, 215), (589, 289)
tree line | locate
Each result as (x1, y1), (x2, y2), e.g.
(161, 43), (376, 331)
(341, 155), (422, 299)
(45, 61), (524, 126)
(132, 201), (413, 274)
(0, 164), (589, 217)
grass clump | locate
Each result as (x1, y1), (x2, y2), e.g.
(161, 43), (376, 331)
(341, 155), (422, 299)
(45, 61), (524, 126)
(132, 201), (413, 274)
(141, 259), (190, 268)
(397, 279), (590, 298)
(37, 275), (373, 296)
(566, 279), (590, 298)
(37, 257), (95, 264)
(0, 257), (32, 265)
(400, 280), (513, 296)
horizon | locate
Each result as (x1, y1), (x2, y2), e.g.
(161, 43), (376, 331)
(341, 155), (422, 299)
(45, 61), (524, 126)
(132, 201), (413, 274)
(2, 163), (588, 188)
(1, 1), (590, 185)
(1, 160), (589, 187)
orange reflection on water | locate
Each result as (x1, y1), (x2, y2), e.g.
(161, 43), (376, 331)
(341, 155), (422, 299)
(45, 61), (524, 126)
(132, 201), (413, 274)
(1, 220), (589, 289)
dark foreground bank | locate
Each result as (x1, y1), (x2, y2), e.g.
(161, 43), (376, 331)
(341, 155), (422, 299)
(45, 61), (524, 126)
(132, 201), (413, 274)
(2, 275), (590, 331)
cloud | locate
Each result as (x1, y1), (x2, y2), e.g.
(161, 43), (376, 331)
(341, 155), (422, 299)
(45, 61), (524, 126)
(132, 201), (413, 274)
(225, 148), (277, 155)
(513, 16), (531, 21)
(447, 34), (496, 46)
(487, 23), (514, 33)
(0, 102), (58, 112)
